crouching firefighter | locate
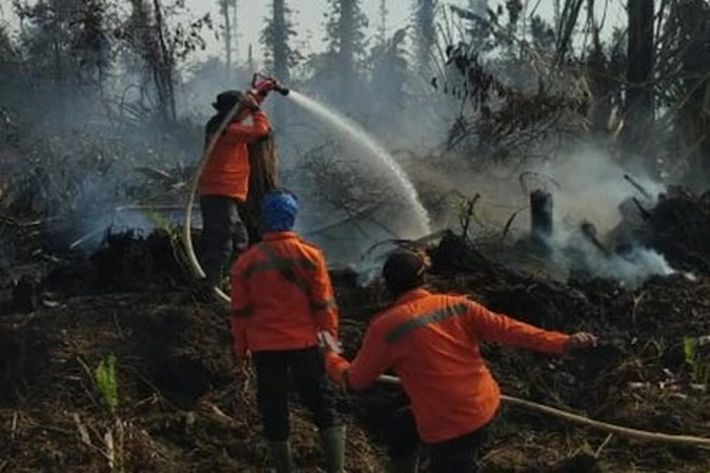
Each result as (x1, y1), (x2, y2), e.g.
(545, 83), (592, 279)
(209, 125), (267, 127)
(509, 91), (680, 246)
(229, 189), (346, 473)
(323, 249), (598, 473)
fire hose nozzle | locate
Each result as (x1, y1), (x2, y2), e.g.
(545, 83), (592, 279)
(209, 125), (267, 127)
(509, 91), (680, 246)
(273, 85), (290, 96)
(252, 73), (290, 97)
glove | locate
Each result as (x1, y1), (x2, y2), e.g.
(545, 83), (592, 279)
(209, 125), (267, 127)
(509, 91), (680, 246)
(318, 330), (343, 354)
(239, 92), (260, 110)
(565, 332), (598, 351)
(324, 351), (349, 386)
(252, 78), (279, 99)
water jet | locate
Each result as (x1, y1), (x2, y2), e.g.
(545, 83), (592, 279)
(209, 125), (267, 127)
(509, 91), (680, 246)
(287, 91), (431, 238)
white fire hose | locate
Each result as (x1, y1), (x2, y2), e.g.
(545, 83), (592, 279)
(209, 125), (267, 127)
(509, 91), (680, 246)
(180, 95), (710, 451)
(182, 98), (242, 305)
(375, 374), (710, 448)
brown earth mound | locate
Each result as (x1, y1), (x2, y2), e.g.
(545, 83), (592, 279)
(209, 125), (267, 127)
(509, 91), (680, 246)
(0, 292), (385, 472)
(2, 191), (710, 472)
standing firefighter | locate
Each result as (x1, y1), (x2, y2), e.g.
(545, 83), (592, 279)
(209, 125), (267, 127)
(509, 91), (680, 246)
(198, 85), (278, 293)
(230, 189), (346, 473)
(324, 250), (598, 473)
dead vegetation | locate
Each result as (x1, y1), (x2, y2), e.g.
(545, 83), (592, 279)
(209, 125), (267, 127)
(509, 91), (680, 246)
(1, 188), (710, 472)
(1, 1), (710, 472)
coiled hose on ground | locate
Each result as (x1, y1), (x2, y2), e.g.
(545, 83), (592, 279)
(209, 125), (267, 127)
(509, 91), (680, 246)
(180, 96), (710, 450)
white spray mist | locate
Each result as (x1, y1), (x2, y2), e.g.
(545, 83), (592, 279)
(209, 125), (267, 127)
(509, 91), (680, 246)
(287, 91), (431, 238)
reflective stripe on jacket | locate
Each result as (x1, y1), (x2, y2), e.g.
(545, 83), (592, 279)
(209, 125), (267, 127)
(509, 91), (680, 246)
(199, 110), (270, 201)
(340, 288), (570, 443)
(230, 231), (339, 355)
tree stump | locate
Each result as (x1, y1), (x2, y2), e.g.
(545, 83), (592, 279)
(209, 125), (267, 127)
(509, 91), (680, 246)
(530, 190), (554, 253)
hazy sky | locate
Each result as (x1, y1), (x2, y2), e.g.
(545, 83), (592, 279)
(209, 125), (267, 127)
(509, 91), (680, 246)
(187, 0), (414, 61)
(0, 0), (626, 63)
(187, 0), (627, 63)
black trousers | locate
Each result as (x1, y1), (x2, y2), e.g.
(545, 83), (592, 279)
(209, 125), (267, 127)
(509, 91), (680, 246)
(252, 346), (343, 442)
(199, 195), (249, 286)
(387, 406), (493, 473)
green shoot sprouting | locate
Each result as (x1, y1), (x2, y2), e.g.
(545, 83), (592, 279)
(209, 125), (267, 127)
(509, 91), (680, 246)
(95, 354), (119, 415)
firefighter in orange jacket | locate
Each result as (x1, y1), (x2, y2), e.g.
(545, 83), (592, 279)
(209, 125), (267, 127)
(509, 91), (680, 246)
(230, 189), (345, 473)
(198, 89), (271, 291)
(324, 250), (598, 473)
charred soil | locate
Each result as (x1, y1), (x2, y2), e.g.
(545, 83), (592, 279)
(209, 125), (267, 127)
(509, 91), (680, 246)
(1, 191), (710, 472)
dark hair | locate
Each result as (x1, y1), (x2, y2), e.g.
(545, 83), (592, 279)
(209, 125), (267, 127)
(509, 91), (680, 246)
(382, 250), (429, 296)
(205, 90), (247, 138)
(241, 135), (281, 242)
(212, 90), (243, 112)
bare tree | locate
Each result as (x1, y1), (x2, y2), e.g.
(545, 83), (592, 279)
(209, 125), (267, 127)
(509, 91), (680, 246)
(261, 0), (299, 128)
(370, 28), (408, 128)
(233, 0), (240, 64)
(656, 0), (710, 187)
(413, 0), (437, 76)
(151, 0), (176, 122)
(121, 0), (210, 125)
(325, 0), (368, 104)
(261, 0), (300, 83)
(217, 0), (236, 80)
(378, 0), (388, 44)
(623, 0), (655, 167)
(555, 0), (584, 61)
(272, 0), (289, 84)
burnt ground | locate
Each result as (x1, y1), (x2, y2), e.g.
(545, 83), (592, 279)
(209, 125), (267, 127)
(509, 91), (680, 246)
(1, 191), (710, 472)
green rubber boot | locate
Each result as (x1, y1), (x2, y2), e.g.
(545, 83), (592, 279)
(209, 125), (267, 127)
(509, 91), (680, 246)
(319, 425), (347, 473)
(266, 440), (294, 473)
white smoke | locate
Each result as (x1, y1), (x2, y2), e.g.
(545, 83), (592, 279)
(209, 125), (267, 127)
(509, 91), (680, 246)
(536, 144), (665, 234)
(529, 145), (676, 288)
(551, 226), (676, 289)
(400, 142), (679, 288)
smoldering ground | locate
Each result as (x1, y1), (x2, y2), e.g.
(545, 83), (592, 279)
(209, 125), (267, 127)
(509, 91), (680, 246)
(405, 142), (678, 288)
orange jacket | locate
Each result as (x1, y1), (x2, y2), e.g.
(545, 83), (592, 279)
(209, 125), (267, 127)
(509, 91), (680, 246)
(230, 231), (339, 357)
(326, 288), (570, 444)
(199, 110), (271, 201)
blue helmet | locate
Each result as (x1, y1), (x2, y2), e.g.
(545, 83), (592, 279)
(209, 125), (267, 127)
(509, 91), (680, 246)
(261, 189), (299, 232)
